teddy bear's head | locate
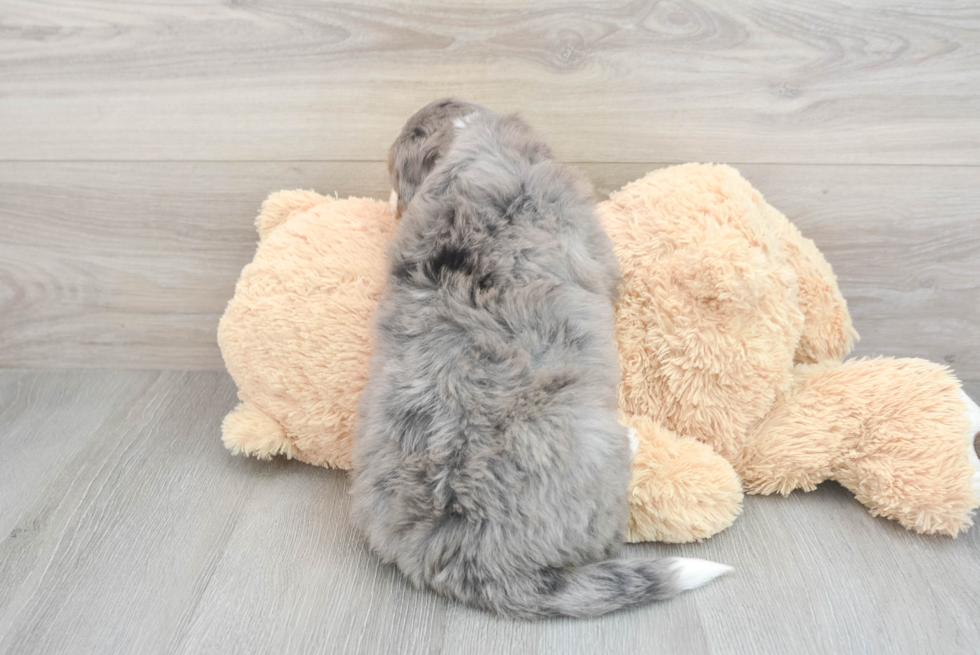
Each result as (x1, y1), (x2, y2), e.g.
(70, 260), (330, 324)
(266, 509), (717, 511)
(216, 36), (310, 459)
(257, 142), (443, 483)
(219, 192), (396, 468)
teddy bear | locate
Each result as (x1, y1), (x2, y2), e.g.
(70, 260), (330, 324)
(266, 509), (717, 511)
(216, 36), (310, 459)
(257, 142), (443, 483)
(218, 164), (980, 543)
(600, 164), (980, 541)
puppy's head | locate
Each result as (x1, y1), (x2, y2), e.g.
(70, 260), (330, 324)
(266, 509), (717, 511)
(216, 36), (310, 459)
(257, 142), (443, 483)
(388, 98), (482, 217)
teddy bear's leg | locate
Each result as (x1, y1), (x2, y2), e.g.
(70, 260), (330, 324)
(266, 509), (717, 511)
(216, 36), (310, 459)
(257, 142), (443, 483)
(624, 416), (743, 543)
(837, 374), (980, 536)
(758, 200), (859, 364)
(734, 362), (845, 496)
(741, 358), (980, 536)
(222, 400), (298, 461)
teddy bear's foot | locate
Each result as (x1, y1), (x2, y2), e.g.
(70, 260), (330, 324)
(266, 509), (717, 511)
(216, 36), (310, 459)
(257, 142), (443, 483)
(958, 388), (980, 501)
(824, 360), (980, 536)
(743, 358), (980, 536)
(222, 401), (298, 461)
(625, 417), (743, 543)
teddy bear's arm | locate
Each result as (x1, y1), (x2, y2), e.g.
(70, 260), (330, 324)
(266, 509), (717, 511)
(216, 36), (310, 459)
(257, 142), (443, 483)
(624, 416), (743, 543)
(759, 201), (859, 364)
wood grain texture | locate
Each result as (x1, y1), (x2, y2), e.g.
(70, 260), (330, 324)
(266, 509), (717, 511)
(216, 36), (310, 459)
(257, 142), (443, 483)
(0, 161), (390, 369)
(2, 161), (977, 377)
(1, 371), (978, 654)
(2, 1), (979, 164)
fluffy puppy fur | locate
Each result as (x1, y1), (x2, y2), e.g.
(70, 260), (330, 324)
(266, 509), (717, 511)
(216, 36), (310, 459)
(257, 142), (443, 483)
(351, 99), (728, 619)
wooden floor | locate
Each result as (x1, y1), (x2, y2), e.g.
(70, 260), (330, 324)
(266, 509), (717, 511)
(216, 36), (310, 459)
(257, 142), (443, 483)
(3, 1), (980, 653)
(0, 369), (977, 655)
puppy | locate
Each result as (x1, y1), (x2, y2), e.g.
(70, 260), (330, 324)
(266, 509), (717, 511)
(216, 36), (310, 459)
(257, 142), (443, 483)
(351, 99), (730, 619)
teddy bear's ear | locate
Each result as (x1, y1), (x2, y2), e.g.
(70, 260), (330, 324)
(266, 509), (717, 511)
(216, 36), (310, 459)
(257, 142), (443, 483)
(760, 201), (859, 362)
(255, 190), (330, 241)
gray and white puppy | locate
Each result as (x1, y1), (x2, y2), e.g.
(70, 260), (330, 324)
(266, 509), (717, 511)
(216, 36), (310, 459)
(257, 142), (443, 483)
(352, 99), (730, 619)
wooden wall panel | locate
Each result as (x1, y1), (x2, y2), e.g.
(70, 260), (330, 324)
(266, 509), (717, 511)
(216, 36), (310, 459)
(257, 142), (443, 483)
(1, 1), (979, 164)
(2, 162), (976, 377)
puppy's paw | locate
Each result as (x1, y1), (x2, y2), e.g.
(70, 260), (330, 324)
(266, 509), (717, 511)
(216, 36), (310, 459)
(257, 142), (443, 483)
(628, 427), (639, 458)
(957, 388), (980, 501)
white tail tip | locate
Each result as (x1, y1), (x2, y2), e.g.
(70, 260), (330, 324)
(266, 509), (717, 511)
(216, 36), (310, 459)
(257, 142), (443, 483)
(672, 558), (734, 591)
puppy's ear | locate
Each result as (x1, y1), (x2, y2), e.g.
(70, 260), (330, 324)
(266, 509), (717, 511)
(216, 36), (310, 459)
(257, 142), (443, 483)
(419, 145), (441, 180)
(391, 144), (432, 215)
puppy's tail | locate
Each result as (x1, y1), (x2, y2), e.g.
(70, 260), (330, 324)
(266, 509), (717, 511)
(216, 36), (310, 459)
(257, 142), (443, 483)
(477, 557), (732, 619)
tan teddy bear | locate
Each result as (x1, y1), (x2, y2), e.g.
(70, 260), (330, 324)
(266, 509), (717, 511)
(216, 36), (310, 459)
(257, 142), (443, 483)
(601, 164), (980, 541)
(218, 164), (980, 543)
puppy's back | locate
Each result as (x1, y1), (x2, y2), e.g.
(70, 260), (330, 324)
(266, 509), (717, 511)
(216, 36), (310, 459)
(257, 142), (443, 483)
(352, 105), (730, 619)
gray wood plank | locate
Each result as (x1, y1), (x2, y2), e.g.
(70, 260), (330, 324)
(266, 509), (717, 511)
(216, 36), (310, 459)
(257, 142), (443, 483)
(0, 371), (250, 654)
(170, 459), (448, 655)
(1, 371), (978, 654)
(0, 370), (448, 655)
(2, 162), (977, 378)
(0, 161), (388, 370)
(0, 371), (178, 628)
(2, 1), (979, 164)
(0, 370), (160, 539)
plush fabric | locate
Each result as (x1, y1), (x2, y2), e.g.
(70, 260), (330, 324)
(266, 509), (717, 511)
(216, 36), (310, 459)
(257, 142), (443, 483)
(744, 357), (975, 536)
(599, 164), (807, 465)
(218, 193), (397, 469)
(598, 164), (977, 538)
(623, 415), (743, 543)
(218, 163), (979, 540)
